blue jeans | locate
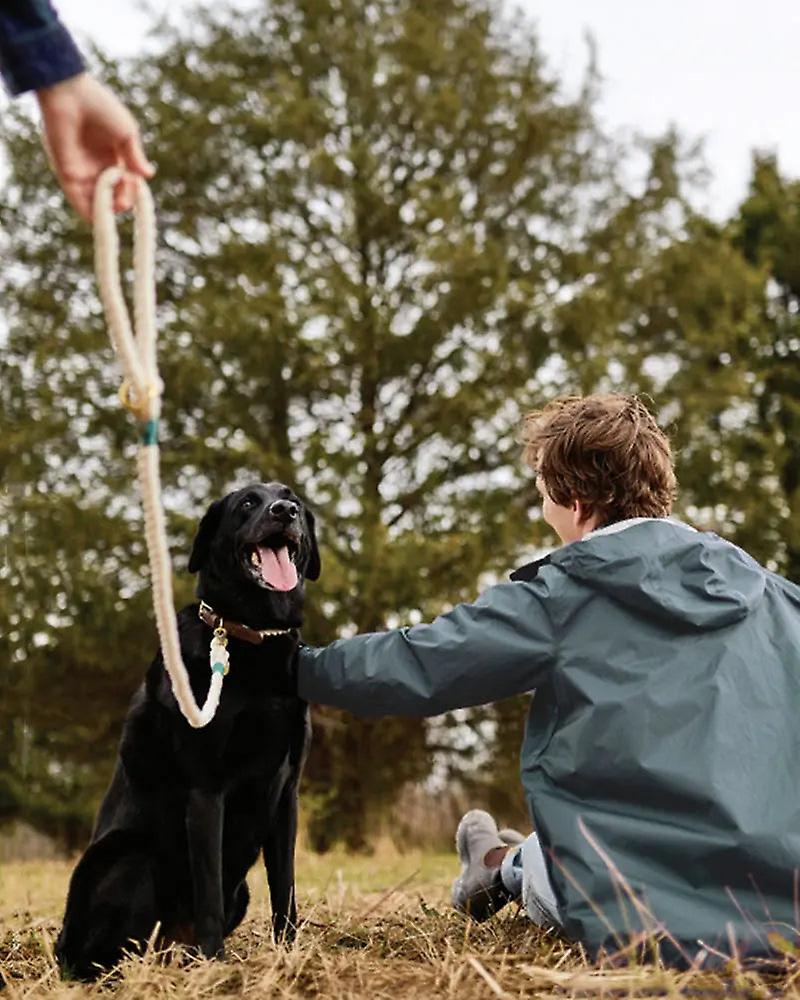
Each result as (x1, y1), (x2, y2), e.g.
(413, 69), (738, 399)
(499, 832), (561, 926)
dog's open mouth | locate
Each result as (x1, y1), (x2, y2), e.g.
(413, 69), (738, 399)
(244, 534), (299, 592)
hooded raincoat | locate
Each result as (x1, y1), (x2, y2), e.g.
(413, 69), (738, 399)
(298, 519), (800, 963)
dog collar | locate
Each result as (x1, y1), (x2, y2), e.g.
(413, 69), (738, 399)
(198, 601), (294, 645)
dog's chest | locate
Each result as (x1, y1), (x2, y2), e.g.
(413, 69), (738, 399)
(214, 699), (300, 786)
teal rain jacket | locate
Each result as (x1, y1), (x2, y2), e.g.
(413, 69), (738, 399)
(298, 518), (800, 964)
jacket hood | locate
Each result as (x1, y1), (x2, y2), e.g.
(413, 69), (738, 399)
(546, 520), (767, 631)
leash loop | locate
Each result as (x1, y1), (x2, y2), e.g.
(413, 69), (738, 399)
(93, 167), (223, 728)
(118, 376), (161, 423)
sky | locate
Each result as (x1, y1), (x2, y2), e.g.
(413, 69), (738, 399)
(14, 1), (800, 219)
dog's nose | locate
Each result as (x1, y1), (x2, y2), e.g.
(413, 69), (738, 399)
(270, 499), (299, 522)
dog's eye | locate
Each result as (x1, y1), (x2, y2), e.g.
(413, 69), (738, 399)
(240, 496), (257, 511)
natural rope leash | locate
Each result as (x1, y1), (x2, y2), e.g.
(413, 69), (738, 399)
(92, 167), (228, 728)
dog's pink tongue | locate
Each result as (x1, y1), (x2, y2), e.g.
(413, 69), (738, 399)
(258, 545), (298, 591)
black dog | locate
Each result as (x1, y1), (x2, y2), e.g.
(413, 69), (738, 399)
(56, 482), (319, 980)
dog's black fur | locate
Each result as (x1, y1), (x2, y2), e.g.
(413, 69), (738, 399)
(55, 482), (319, 980)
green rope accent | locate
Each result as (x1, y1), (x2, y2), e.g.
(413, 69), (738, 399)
(211, 661), (226, 675)
(140, 418), (159, 446)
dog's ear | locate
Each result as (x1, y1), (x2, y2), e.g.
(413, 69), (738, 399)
(188, 499), (225, 574)
(303, 506), (321, 581)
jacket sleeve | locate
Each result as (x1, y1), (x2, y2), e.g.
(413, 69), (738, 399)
(0, 0), (85, 96)
(297, 579), (557, 717)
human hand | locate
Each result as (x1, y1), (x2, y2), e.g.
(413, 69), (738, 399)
(36, 72), (155, 222)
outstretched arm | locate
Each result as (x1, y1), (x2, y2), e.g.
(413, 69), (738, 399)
(298, 579), (557, 717)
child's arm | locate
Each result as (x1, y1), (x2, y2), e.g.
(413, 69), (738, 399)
(297, 578), (557, 717)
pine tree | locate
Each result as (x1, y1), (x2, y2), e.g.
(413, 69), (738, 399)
(730, 155), (800, 581)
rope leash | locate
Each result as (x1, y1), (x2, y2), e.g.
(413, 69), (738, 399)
(93, 167), (225, 728)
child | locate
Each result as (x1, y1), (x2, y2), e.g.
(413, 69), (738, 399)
(297, 393), (800, 965)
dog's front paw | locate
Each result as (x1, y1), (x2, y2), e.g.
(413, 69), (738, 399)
(272, 915), (298, 947)
(195, 920), (226, 961)
(211, 943), (227, 961)
(198, 938), (226, 961)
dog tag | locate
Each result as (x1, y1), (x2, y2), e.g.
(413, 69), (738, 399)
(210, 633), (230, 676)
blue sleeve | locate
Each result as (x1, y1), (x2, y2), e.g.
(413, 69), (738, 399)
(297, 580), (556, 717)
(0, 0), (85, 96)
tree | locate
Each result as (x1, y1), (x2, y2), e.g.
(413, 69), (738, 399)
(730, 155), (800, 580)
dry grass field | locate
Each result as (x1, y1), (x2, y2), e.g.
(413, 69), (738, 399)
(2, 842), (798, 998)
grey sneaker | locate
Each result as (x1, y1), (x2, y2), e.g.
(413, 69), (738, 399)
(498, 827), (525, 847)
(451, 809), (514, 922)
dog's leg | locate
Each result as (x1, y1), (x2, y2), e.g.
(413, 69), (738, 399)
(56, 830), (155, 981)
(185, 787), (226, 959)
(224, 880), (250, 936)
(263, 782), (300, 943)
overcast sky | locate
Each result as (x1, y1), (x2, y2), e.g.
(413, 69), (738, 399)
(20, 2), (800, 219)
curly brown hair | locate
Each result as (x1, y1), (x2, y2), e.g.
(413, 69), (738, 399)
(518, 394), (677, 524)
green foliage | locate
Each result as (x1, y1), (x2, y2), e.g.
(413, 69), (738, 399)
(730, 155), (800, 577)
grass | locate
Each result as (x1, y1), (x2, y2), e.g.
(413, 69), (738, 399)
(1, 842), (799, 998)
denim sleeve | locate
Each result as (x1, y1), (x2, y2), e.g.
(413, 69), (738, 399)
(0, 0), (85, 96)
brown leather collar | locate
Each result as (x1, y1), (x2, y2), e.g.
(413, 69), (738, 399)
(198, 601), (294, 645)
